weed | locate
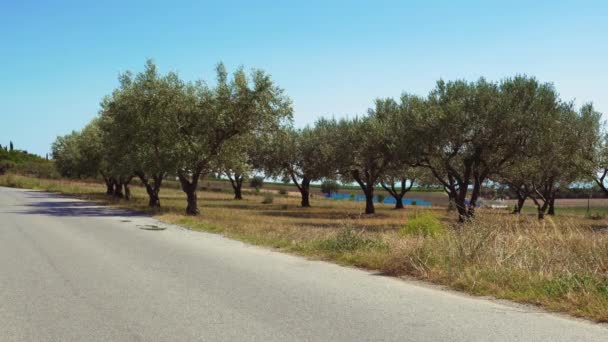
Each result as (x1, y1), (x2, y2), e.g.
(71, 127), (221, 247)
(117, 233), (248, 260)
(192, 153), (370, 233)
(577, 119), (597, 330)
(317, 227), (387, 253)
(262, 193), (274, 204)
(400, 211), (443, 237)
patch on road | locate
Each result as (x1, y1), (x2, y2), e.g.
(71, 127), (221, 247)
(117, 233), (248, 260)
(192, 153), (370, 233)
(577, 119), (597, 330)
(138, 224), (166, 231)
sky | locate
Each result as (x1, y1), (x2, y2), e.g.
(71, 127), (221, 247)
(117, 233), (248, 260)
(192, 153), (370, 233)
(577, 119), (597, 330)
(1, 0), (607, 156)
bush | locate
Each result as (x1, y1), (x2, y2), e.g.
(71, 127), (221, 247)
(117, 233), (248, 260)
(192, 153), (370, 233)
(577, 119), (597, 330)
(400, 211), (444, 237)
(321, 179), (340, 195)
(278, 188), (288, 195)
(262, 193), (274, 204)
(350, 193), (356, 200)
(250, 176), (264, 189)
(14, 160), (59, 179)
(318, 228), (387, 252)
(0, 160), (15, 175)
(586, 211), (606, 220)
(377, 194), (385, 203)
(411, 200), (417, 206)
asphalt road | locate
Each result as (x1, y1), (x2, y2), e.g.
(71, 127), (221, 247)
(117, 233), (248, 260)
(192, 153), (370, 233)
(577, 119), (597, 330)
(1, 186), (607, 342)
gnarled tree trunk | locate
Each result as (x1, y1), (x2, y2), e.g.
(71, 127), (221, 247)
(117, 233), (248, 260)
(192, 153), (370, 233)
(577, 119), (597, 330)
(300, 177), (311, 208)
(381, 177), (414, 210)
(227, 172), (244, 200)
(512, 195), (526, 214)
(102, 174), (115, 195)
(137, 172), (163, 208)
(121, 175), (133, 201)
(178, 169), (202, 216)
(113, 179), (124, 198)
(547, 196), (556, 216)
(353, 170), (377, 214)
(290, 172), (311, 208)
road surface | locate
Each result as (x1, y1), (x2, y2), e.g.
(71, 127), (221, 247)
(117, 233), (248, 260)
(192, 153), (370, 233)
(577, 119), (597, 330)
(1, 186), (607, 341)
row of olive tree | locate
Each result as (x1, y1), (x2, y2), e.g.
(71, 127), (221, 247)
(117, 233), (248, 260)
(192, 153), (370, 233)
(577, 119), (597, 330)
(253, 76), (601, 221)
(53, 60), (292, 215)
(53, 63), (602, 222)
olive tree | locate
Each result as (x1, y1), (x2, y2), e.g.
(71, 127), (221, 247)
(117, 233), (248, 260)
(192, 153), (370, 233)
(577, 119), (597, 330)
(376, 95), (424, 209)
(52, 120), (106, 181)
(99, 60), (186, 206)
(259, 124), (334, 207)
(216, 135), (252, 200)
(414, 76), (555, 222)
(325, 109), (395, 215)
(175, 63), (292, 215)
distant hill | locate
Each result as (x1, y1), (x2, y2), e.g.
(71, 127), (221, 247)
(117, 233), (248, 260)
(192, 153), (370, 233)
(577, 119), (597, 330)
(0, 147), (57, 178)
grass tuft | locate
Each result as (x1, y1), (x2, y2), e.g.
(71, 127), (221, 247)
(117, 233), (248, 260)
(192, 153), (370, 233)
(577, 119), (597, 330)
(316, 227), (388, 253)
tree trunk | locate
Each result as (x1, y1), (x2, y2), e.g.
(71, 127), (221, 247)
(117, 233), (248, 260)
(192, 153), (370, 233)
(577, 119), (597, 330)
(537, 207), (545, 220)
(466, 176), (483, 218)
(395, 197), (404, 209)
(137, 173), (162, 208)
(113, 179), (124, 198)
(512, 195), (526, 214)
(300, 177), (311, 208)
(352, 171), (376, 214)
(179, 171), (201, 216)
(547, 196), (555, 216)
(364, 187), (375, 214)
(185, 188), (198, 215)
(380, 181), (407, 210)
(228, 173), (244, 200)
(455, 196), (468, 223)
(104, 177), (114, 195)
(289, 172), (311, 208)
(234, 184), (243, 200)
(123, 177), (132, 201)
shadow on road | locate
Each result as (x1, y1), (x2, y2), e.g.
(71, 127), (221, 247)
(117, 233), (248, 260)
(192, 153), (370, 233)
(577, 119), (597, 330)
(11, 191), (145, 218)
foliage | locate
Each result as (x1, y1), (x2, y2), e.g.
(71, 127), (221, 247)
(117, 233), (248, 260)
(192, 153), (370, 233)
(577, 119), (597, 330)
(250, 176), (265, 189)
(400, 211), (443, 237)
(45, 65), (604, 223)
(413, 77), (561, 221)
(258, 124), (336, 207)
(320, 179), (340, 195)
(0, 160), (14, 175)
(0, 145), (56, 178)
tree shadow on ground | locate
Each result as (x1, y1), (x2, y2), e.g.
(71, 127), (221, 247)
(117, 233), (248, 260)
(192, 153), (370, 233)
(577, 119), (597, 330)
(12, 192), (146, 217)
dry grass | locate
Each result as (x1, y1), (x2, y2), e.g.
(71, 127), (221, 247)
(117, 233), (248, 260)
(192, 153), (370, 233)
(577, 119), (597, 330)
(2, 174), (607, 322)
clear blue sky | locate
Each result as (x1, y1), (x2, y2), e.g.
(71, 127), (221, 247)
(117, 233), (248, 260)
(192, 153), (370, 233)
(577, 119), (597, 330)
(1, 0), (606, 156)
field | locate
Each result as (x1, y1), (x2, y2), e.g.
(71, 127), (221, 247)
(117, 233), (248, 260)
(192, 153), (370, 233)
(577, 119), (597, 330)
(1, 174), (607, 322)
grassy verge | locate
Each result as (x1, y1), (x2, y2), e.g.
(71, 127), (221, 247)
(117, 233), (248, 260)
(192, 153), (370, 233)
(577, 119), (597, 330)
(2, 174), (607, 322)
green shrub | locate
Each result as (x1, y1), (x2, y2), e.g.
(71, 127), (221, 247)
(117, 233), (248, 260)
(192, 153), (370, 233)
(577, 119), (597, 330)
(318, 228), (387, 252)
(262, 193), (274, 204)
(321, 179), (340, 195)
(377, 194), (385, 203)
(411, 200), (417, 206)
(542, 274), (608, 298)
(350, 193), (356, 200)
(0, 160), (15, 175)
(400, 212), (444, 237)
(250, 176), (264, 189)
